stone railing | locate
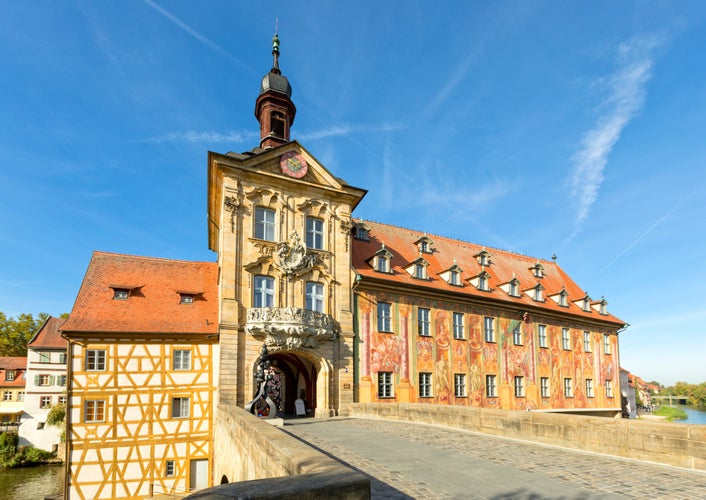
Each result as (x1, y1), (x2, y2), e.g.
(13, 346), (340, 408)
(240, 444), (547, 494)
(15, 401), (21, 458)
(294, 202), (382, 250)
(185, 405), (370, 499)
(245, 307), (338, 350)
(347, 402), (706, 471)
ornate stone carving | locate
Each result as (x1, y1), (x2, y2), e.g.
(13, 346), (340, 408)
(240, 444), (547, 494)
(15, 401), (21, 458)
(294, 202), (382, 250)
(245, 307), (338, 350)
(275, 231), (320, 277)
(224, 196), (240, 232)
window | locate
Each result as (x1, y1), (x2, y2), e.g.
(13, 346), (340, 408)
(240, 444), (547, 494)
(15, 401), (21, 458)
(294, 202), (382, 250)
(454, 374), (467, 397)
(585, 379), (594, 398)
(17, 391), (25, 402)
(419, 372), (432, 398)
(113, 289), (129, 300)
(172, 397), (190, 418)
(540, 377), (549, 398)
(5, 370), (15, 382)
(449, 270), (460, 286)
(582, 298), (591, 312)
(40, 352), (50, 363)
(514, 376), (525, 397)
(538, 325), (547, 348)
(354, 226), (369, 241)
(599, 300), (608, 315)
(58, 396), (66, 405)
(165, 460), (176, 477)
(418, 308), (430, 336)
(58, 375), (67, 386)
(39, 374), (51, 386)
(173, 350), (191, 370)
(3, 391), (12, 402)
(419, 240), (430, 253)
(508, 279), (519, 297)
(485, 375), (497, 397)
(253, 276), (275, 308)
(558, 290), (568, 307)
(85, 400), (105, 422)
(478, 274), (488, 291)
(484, 317), (495, 342)
(564, 378), (573, 398)
(414, 263), (426, 279)
(603, 334), (611, 354)
(40, 396), (51, 409)
(583, 331), (591, 352)
(86, 350), (106, 371)
(562, 328), (571, 350)
(533, 286), (543, 301)
(606, 379), (614, 398)
(512, 325), (522, 345)
(305, 282), (324, 312)
(254, 207), (276, 241)
(452, 313), (464, 340)
(376, 256), (389, 273)
(180, 294), (194, 304)
(477, 251), (490, 267)
(378, 372), (394, 398)
(533, 263), (544, 278)
(305, 217), (324, 249)
(58, 353), (66, 364)
(377, 302), (392, 332)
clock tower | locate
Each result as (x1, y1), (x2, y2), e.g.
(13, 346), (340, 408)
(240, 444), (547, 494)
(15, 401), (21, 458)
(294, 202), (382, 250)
(255, 32), (296, 149)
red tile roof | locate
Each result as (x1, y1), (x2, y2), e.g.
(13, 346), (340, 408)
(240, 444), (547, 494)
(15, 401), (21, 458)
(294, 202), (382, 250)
(62, 252), (219, 335)
(0, 357), (27, 388)
(28, 316), (67, 349)
(352, 220), (624, 326)
(0, 357), (27, 370)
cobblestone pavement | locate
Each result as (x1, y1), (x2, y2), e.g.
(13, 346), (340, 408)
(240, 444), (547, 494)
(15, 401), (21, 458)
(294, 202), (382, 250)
(282, 417), (706, 499)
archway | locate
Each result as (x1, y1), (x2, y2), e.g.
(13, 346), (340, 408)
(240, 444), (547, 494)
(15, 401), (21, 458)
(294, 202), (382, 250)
(258, 352), (319, 417)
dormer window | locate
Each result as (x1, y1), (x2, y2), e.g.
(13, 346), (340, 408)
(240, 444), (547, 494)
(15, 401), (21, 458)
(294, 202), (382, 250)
(598, 298), (608, 315)
(415, 236), (433, 254)
(557, 289), (568, 307)
(180, 294), (194, 305)
(376, 255), (390, 273)
(531, 262), (544, 278)
(415, 263), (426, 279)
(527, 284), (544, 302)
(5, 370), (15, 382)
(469, 271), (490, 291)
(508, 278), (520, 297)
(583, 298), (591, 312)
(476, 250), (491, 267)
(113, 289), (129, 300)
(354, 226), (369, 241)
(449, 270), (460, 286)
(534, 287), (543, 301)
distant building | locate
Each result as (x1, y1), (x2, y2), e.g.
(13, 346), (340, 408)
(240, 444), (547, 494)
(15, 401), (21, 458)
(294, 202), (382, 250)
(620, 367), (637, 418)
(0, 356), (28, 430)
(19, 316), (68, 451)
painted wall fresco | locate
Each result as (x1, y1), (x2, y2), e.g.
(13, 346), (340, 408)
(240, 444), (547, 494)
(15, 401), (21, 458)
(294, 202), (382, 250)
(355, 290), (621, 412)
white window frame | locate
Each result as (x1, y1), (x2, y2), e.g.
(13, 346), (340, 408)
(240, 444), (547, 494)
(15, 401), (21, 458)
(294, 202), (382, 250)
(3, 391), (12, 402)
(583, 331), (591, 352)
(606, 379), (614, 398)
(172, 397), (190, 419)
(40, 396), (51, 409)
(603, 334), (611, 354)
(305, 282), (325, 312)
(254, 207), (276, 241)
(512, 325), (522, 345)
(377, 302), (392, 332)
(376, 256), (389, 273)
(84, 400), (106, 422)
(540, 377), (549, 398)
(378, 372), (394, 398)
(564, 378), (573, 398)
(454, 373), (467, 397)
(253, 276), (275, 308)
(418, 308), (430, 336)
(449, 270), (460, 285)
(305, 217), (324, 250)
(419, 372), (432, 398)
(452, 312), (464, 340)
(538, 325), (547, 348)
(562, 328), (571, 350)
(85, 349), (106, 371)
(414, 263), (426, 279)
(486, 374), (497, 397)
(585, 378), (594, 398)
(514, 376), (525, 398)
(478, 274), (488, 291)
(484, 317), (495, 343)
(173, 349), (191, 371)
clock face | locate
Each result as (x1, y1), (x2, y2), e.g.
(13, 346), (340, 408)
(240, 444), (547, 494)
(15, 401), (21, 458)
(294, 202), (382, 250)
(279, 151), (308, 178)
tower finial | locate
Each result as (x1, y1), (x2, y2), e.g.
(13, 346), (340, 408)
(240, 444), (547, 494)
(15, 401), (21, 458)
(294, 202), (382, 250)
(272, 22), (281, 73)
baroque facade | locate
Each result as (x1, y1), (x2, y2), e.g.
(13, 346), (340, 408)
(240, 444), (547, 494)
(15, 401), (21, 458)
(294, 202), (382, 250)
(60, 34), (626, 498)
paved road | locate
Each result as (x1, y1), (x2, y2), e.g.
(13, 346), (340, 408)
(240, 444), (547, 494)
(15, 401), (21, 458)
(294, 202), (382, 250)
(282, 417), (706, 499)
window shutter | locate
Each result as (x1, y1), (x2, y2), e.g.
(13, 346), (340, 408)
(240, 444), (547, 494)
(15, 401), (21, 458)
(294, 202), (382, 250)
(34, 375), (39, 385)
(50, 375), (55, 385)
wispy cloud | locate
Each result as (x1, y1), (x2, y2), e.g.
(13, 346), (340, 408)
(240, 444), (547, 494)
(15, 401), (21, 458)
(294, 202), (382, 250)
(141, 130), (255, 144)
(143, 0), (251, 71)
(299, 123), (404, 141)
(568, 35), (662, 225)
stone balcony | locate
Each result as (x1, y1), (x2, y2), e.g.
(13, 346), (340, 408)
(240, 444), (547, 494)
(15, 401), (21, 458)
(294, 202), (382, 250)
(245, 307), (339, 350)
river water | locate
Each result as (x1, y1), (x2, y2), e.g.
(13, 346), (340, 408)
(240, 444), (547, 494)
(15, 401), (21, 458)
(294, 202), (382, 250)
(0, 464), (64, 500)
(670, 404), (706, 425)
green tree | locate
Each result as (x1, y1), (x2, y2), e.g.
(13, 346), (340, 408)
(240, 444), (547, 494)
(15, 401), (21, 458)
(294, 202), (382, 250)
(0, 312), (49, 357)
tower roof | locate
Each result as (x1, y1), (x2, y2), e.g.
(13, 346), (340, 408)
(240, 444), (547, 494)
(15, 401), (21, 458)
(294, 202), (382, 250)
(259, 32), (292, 98)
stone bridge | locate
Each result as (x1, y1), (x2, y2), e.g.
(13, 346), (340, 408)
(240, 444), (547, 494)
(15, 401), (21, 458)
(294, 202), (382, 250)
(187, 403), (706, 499)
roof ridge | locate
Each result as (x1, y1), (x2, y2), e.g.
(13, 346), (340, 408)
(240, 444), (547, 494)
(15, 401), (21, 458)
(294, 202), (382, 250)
(93, 251), (217, 266)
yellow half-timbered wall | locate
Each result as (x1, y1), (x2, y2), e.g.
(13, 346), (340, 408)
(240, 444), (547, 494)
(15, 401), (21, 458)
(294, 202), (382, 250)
(66, 336), (217, 500)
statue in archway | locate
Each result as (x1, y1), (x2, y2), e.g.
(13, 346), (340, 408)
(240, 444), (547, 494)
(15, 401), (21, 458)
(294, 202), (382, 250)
(244, 344), (277, 418)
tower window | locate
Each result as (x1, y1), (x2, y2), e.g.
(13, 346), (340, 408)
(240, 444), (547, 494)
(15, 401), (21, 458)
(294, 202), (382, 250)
(271, 112), (285, 138)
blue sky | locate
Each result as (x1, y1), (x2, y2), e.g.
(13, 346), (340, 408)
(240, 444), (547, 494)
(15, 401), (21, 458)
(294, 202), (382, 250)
(2, 1), (705, 386)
